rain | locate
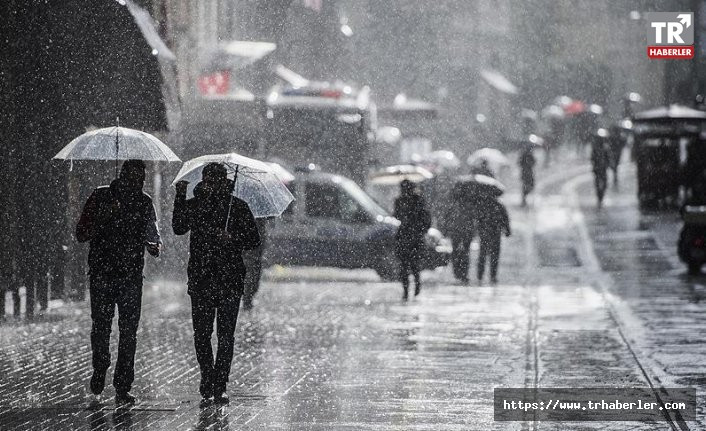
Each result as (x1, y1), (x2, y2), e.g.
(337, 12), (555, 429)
(2, 0), (706, 429)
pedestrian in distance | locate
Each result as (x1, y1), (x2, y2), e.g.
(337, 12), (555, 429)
(76, 159), (161, 406)
(607, 125), (625, 187)
(475, 196), (511, 284)
(444, 182), (476, 283)
(173, 163), (260, 407)
(393, 180), (431, 300)
(519, 144), (536, 207)
(242, 217), (272, 310)
(591, 129), (611, 208)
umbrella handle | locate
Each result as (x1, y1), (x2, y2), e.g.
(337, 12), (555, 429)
(115, 117), (120, 178)
(224, 165), (239, 231)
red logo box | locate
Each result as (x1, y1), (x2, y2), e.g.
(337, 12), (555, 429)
(647, 45), (694, 59)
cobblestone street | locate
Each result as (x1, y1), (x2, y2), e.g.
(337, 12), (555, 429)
(0, 157), (704, 430)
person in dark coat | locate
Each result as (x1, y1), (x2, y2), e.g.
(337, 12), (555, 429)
(591, 130), (611, 208)
(475, 196), (511, 283)
(76, 160), (161, 406)
(607, 125), (625, 187)
(444, 183), (476, 283)
(519, 145), (535, 207)
(173, 163), (260, 406)
(393, 180), (431, 300)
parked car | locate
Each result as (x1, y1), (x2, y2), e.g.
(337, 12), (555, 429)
(265, 169), (451, 280)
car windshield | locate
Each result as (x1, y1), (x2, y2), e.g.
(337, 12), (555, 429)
(340, 178), (390, 217)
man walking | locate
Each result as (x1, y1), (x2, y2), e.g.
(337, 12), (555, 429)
(393, 180), (431, 300)
(519, 144), (536, 207)
(76, 160), (161, 405)
(591, 129), (611, 208)
(475, 196), (511, 284)
(173, 163), (260, 406)
(444, 182), (475, 283)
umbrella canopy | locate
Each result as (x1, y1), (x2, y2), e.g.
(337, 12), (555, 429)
(53, 126), (180, 162)
(467, 148), (510, 168)
(172, 153), (294, 218)
(633, 104), (706, 122)
(369, 165), (434, 185)
(453, 174), (505, 198)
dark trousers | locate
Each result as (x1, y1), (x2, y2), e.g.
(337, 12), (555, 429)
(191, 286), (241, 397)
(451, 236), (472, 280)
(397, 240), (421, 294)
(89, 274), (143, 394)
(477, 234), (501, 281)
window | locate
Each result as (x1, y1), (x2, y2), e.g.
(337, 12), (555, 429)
(305, 183), (341, 219)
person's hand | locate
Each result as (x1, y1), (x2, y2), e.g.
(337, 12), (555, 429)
(175, 181), (189, 196)
(146, 242), (161, 257)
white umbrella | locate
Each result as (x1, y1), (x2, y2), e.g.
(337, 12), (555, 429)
(172, 153), (294, 218)
(467, 148), (510, 168)
(54, 126), (181, 176)
(369, 165), (434, 185)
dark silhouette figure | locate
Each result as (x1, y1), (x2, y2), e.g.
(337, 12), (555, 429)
(444, 183), (476, 282)
(519, 146), (535, 207)
(475, 197), (511, 283)
(393, 180), (431, 300)
(608, 126), (625, 187)
(173, 163), (260, 406)
(591, 131), (611, 208)
(76, 160), (161, 406)
(242, 218), (272, 310)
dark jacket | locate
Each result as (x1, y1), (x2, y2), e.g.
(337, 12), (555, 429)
(393, 193), (431, 246)
(172, 180), (261, 296)
(76, 179), (160, 278)
(475, 197), (511, 239)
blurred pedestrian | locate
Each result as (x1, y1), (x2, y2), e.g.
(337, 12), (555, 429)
(444, 183), (476, 283)
(173, 163), (260, 406)
(519, 145), (536, 207)
(591, 129), (611, 208)
(76, 160), (161, 406)
(393, 180), (431, 300)
(608, 125), (625, 187)
(242, 217), (272, 310)
(475, 196), (511, 283)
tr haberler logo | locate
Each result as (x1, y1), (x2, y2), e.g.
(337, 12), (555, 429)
(646, 12), (694, 59)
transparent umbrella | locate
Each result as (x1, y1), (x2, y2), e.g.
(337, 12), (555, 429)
(53, 126), (181, 174)
(172, 153), (294, 218)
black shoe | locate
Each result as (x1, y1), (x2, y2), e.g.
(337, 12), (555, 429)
(199, 397), (213, 408)
(414, 286), (421, 296)
(490, 277), (498, 284)
(213, 392), (229, 405)
(90, 371), (106, 395)
(115, 392), (136, 406)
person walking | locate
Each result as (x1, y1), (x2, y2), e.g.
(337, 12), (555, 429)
(591, 129), (611, 208)
(607, 125), (625, 187)
(76, 160), (161, 406)
(444, 182), (476, 283)
(173, 163), (260, 406)
(393, 180), (431, 300)
(519, 144), (536, 207)
(475, 196), (511, 284)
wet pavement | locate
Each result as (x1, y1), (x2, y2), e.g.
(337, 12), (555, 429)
(0, 152), (704, 430)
